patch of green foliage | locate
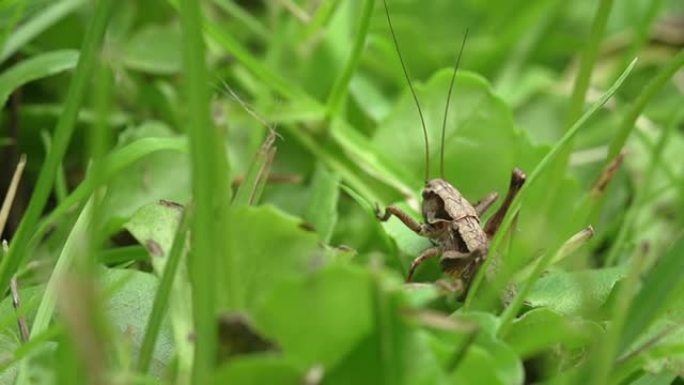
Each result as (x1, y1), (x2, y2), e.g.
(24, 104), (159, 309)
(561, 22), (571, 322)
(0, 0), (683, 384)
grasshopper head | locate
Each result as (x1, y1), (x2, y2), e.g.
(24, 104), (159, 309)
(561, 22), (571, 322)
(421, 178), (453, 224)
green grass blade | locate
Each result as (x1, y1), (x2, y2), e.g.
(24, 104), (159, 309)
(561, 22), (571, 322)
(0, 0), (86, 63)
(618, 236), (684, 352)
(137, 210), (189, 373)
(326, 0), (374, 118)
(212, 0), (270, 42)
(0, 0), (114, 303)
(605, 49), (684, 163)
(232, 130), (277, 207)
(302, 0), (341, 40)
(464, 58), (638, 309)
(0, 50), (79, 107)
(565, 0), (614, 128)
(179, 0), (231, 382)
(588, 239), (654, 385)
(40, 131), (69, 203)
(304, 164), (341, 243)
(604, 109), (681, 265)
(203, 20), (303, 101)
(15, 198), (94, 385)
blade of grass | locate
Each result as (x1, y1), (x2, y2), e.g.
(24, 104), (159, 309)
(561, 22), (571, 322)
(137, 209), (189, 373)
(0, 0), (86, 63)
(203, 20), (305, 101)
(0, 0), (114, 298)
(612, 324), (684, 384)
(0, 154), (26, 236)
(464, 58), (637, 309)
(304, 164), (341, 243)
(212, 0), (270, 42)
(301, 0), (341, 40)
(528, 0), (614, 263)
(604, 109), (680, 265)
(232, 130), (277, 207)
(326, 0), (374, 118)
(179, 0), (232, 383)
(40, 131), (69, 203)
(618, 236), (684, 353)
(608, 0), (665, 85)
(0, 49), (79, 107)
(0, 1), (26, 62)
(565, 0), (614, 128)
(605, 49), (684, 163)
(15, 198), (94, 385)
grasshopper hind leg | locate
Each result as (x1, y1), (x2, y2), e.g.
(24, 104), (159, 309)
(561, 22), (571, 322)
(484, 168), (526, 237)
(473, 192), (499, 217)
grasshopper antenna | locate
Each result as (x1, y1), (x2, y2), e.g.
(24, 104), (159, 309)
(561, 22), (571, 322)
(440, 29), (468, 179)
(383, 0), (431, 183)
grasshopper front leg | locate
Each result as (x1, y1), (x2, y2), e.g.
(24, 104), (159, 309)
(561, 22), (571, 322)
(375, 205), (431, 236)
(406, 247), (442, 282)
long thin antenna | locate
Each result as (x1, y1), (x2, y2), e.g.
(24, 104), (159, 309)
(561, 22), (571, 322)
(440, 29), (468, 179)
(383, 0), (431, 183)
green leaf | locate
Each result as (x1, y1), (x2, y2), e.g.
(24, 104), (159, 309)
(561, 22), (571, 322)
(0, 282), (44, 384)
(103, 268), (174, 375)
(124, 201), (193, 375)
(503, 308), (601, 358)
(526, 267), (626, 315)
(213, 355), (302, 385)
(449, 345), (506, 385)
(0, 50), (79, 107)
(103, 121), (191, 230)
(454, 312), (524, 385)
(373, 70), (529, 198)
(253, 265), (374, 370)
(327, 326), (448, 385)
(303, 164), (340, 243)
(122, 24), (182, 75)
(629, 372), (678, 385)
(0, 0), (86, 63)
(124, 200), (183, 270)
(222, 205), (321, 310)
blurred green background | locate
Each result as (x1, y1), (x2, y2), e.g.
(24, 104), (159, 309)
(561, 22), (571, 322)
(1, 0), (683, 384)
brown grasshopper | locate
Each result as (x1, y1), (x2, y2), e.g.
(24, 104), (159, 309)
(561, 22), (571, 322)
(376, 0), (526, 291)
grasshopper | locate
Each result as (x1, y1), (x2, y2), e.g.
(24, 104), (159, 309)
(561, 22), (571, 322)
(376, 0), (526, 291)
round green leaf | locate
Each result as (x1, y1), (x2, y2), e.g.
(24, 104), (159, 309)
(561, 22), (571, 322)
(253, 265), (374, 370)
(224, 205), (322, 310)
(526, 267), (626, 315)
